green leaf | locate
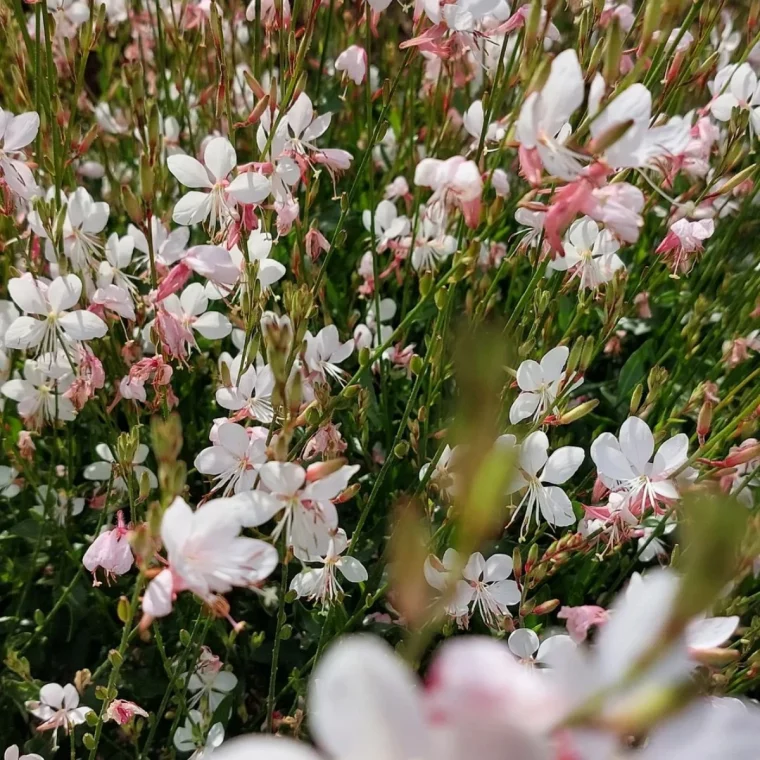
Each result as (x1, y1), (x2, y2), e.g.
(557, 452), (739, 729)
(617, 340), (653, 403)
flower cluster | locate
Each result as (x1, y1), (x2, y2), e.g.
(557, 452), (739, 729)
(2, 0), (760, 757)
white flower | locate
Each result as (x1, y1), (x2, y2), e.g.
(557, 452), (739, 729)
(25, 682), (93, 738)
(142, 496), (279, 618)
(514, 207), (546, 249)
(459, 552), (521, 628)
(1, 358), (76, 428)
(516, 49), (585, 180)
(335, 45), (367, 85)
(32, 485), (84, 526)
(187, 664), (238, 712)
(506, 431), (584, 532)
(83, 442), (158, 492)
(548, 217), (625, 289)
(509, 346), (576, 425)
(194, 423), (268, 495)
(162, 283), (233, 345)
(463, 100), (505, 145)
(63, 187), (110, 270)
(285, 93), (332, 155)
(4, 745), (43, 760)
(231, 461), (359, 557)
(362, 200), (411, 250)
(290, 529), (368, 606)
(0, 465), (20, 498)
(210, 621), (760, 760)
(686, 614), (740, 654)
(46, 0), (90, 35)
(168, 137), (270, 227)
(418, 444), (462, 499)
(590, 416), (689, 511)
(507, 629), (576, 668)
(206, 229), (286, 300)
(710, 63), (760, 133)
(0, 109), (40, 199)
(5, 273), (107, 352)
(215, 356), (275, 423)
(97, 233), (137, 292)
(128, 218), (190, 268)
(92, 283), (136, 321)
(637, 515), (676, 562)
(175, 711), (225, 760)
(0, 300), (20, 381)
(304, 325), (354, 384)
(424, 549), (520, 628)
(410, 209), (457, 271)
(590, 84), (690, 169)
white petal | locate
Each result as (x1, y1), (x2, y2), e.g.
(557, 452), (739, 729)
(213, 736), (321, 760)
(8, 276), (48, 315)
(508, 628), (540, 658)
(539, 346), (569, 382)
(338, 556), (368, 583)
(619, 416), (654, 473)
(686, 616), (740, 650)
(204, 137), (237, 181)
(287, 93), (314, 138)
(539, 486), (576, 526)
(652, 434), (689, 476)
(541, 446), (584, 485)
(194, 446), (238, 475)
(172, 192), (212, 225)
(168, 154), (212, 188)
(591, 433), (636, 481)
(194, 312), (232, 339)
(483, 553), (513, 582)
(519, 431), (549, 476)
(4, 317), (46, 349)
(516, 360), (543, 392)
(710, 93), (739, 121)
(143, 568), (174, 617)
(227, 172), (272, 204)
(309, 637), (430, 760)
(48, 274), (82, 313)
(3, 112), (40, 152)
(509, 392), (541, 424)
(58, 310), (108, 341)
(258, 461), (306, 495)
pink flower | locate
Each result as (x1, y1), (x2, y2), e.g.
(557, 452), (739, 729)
(82, 511), (134, 585)
(557, 604), (609, 642)
(305, 227), (330, 262)
(414, 156), (482, 228)
(656, 218), (715, 275)
(63, 346), (105, 411)
(18, 430), (36, 461)
(335, 45), (367, 85)
(303, 423), (348, 459)
(105, 699), (148, 725)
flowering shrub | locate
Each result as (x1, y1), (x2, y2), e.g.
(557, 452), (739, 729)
(3, 0), (760, 757)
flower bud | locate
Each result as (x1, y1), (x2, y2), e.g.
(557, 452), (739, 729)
(512, 547), (522, 579)
(690, 647), (741, 667)
(122, 186), (143, 225)
(117, 595), (131, 624)
(306, 458), (347, 481)
(580, 336), (595, 371)
(630, 383), (644, 415)
(533, 598), (560, 615)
